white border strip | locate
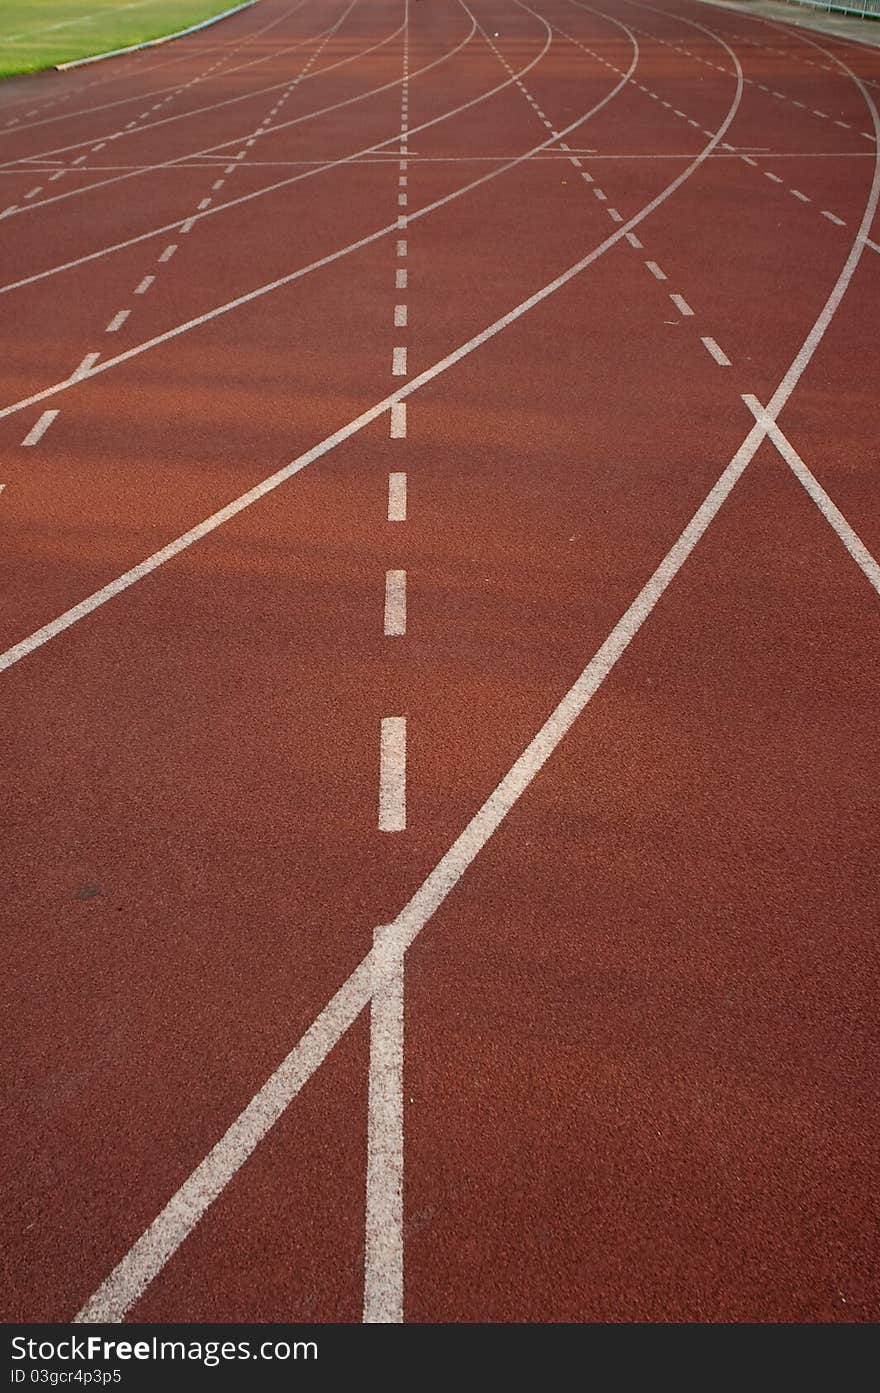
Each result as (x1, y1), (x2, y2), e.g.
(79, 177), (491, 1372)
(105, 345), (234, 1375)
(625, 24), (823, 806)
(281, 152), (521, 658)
(55, 0), (258, 70)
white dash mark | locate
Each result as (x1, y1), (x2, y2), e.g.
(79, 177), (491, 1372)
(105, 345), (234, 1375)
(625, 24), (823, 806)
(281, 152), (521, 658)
(580, 171), (593, 184)
(394, 304), (407, 328)
(159, 244), (177, 262)
(670, 293), (694, 316)
(181, 218), (196, 233)
(105, 310), (130, 333)
(593, 188), (607, 201)
(390, 403), (406, 439)
(22, 409), (59, 446)
(607, 208), (623, 222)
(397, 240), (407, 257)
(387, 472), (406, 522)
(71, 352), (100, 381)
(741, 155), (757, 166)
(791, 189), (810, 202)
(395, 269), (407, 289)
(392, 346), (407, 376)
(197, 199), (212, 211)
(135, 275), (155, 295)
(701, 336), (731, 366)
(765, 171), (783, 183)
(625, 232), (643, 249)
(383, 570), (407, 636)
(398, 193), (408, 207)
(822, 210), (845, 225)
(212, 180), (225, 192)
(378, 717), (406, 832)
(645, 260), (667, 280)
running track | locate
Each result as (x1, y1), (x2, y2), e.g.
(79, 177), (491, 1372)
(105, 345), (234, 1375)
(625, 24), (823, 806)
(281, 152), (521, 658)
(1, 0), (878, 1325)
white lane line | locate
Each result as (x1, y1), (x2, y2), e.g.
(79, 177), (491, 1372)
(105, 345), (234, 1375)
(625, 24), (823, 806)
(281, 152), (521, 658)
(394, 304), (408, 327)
(791, 188), (810, 202)
(71, 54), (880, 1315)
(363, 922), (404, 1323)
(387, 472), (406, 522)
(398, 193), (408, 206)
(744, 397), (880, 596)
(701, 335), (731, 366)
(378, 717), (406, 832)
(71, 352), (100, 381)
(135, 275), (155, 295)
(607, 207), (623, 222)
(593, 187), (607, 201)
(645, 260), (667, 280)
(390, 403), (407, 439)
(822, 210), (845, 225)
(383, 569), (407, 636)
(765, 171), (783, 183)
(397, 238), (407, 258)
(105, 310), (130, 333)
(158, 244), (177, 262)
(670, 293), (694, 316)
(625, 231), (643, 248)
(395, 268), (407, 289)
(21, 409), (59, 446)
(212, 180), (225, 191)
(580, 170), (593, 183)
(392, 347), (407, 376)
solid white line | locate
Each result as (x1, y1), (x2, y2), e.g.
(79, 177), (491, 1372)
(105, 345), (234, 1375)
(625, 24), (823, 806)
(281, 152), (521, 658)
(379, 717), (406, 832)
(384, 570), (407, 636)
(135, 276), (155, 295)
(390, 403), (407, 439)
(701, 335), (731, 366)
(392, 347), (407, 376)
(71, 352), (100, 381)
(21, 409), (59, 446)
(670, 293), (693, 316)
(363, 923), (404, 1323)
(106, 310), (130, 333)
(394, 304), (408, 327)
(743, 397), (880, 596)
(55, 0), (258, 70)
(387, 472), (406, 522)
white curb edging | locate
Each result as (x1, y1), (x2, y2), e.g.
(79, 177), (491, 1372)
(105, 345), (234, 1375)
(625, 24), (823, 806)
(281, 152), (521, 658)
(55, 0), (258, 70)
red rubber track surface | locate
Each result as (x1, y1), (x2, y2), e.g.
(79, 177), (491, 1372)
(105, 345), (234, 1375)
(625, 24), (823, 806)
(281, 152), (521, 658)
(1, 0), (878, 1324)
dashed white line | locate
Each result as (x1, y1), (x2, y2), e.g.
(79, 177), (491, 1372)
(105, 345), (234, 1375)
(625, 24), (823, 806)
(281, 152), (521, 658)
(395, 268), (407, 289)
(71, 351), (100, 381)
(645, 260), (667, 280)
(765, 171), (783, 183)
(105, 310), (130, 333)
(387, 472), (406, 522)
(822, 210), (845, 225)
(670, 293), (693, 316)
(135, 275), (155, 295)
(378, 717), (406, 832)
(158, 244), (177, 262)
(701, 335), (731, 366)
(791, 189), (810, 202)
(390, 402), (407, 438)
(397, 239), (407, 257)
(383, 569), (407, 636)
(392, 346), (407, 376)
(21, 409), (59, 446)
(625, 232), (643, 249)
(393, 304), (407, 327)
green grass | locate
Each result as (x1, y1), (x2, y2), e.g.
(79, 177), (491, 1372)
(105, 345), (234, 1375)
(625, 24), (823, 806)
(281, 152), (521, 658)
(0, 0), (248, 79)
